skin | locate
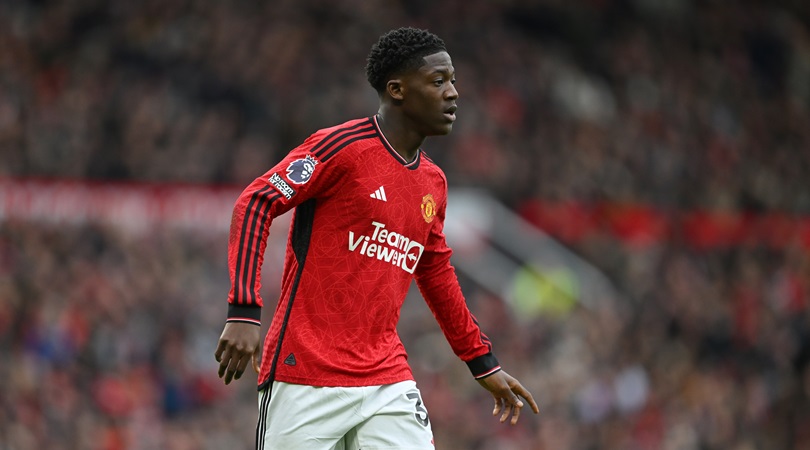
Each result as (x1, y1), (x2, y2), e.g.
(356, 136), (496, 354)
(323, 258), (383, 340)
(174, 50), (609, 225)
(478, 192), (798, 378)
(215, 322), (260, 384)
(216, 50), (539, 425)
(376, 51), (458, 162)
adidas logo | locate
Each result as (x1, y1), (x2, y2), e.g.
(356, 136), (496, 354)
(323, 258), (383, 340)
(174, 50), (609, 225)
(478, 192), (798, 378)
(370, 186), (387, 201)
(283, 353), (296, 366)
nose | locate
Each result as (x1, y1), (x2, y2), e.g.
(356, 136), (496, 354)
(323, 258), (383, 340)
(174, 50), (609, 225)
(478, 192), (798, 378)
(446, 83), (459, 100)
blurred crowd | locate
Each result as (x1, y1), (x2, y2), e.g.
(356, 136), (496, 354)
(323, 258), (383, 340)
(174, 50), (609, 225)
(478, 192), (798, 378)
(3, 0), (810, 449)
(2, 0), (809, 213)
(0, 222), (260, 449)
(3, 215), (810, 450)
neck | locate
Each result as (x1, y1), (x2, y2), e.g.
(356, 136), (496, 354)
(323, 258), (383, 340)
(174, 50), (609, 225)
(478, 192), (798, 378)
(376, 109), (424, 162)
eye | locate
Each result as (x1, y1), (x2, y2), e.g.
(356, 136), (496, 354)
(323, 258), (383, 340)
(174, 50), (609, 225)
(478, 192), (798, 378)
(433, 79), (444, 86)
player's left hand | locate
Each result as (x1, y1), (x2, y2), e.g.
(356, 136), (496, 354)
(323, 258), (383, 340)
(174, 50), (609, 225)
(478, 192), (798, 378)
(477, 370), (539, 425)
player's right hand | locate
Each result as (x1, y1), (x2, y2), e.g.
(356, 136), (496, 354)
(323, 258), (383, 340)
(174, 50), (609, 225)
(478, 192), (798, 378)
(215, 322), (261, 385)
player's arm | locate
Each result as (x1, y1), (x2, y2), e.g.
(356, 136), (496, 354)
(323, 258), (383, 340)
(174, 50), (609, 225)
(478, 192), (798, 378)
(215, 170), (299, 384)
(215, 136), (346, 384)
(413, 193), (538, 424)
(415, 250), (538, 424)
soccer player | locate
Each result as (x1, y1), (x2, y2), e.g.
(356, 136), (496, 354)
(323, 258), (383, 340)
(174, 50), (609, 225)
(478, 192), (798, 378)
(215, 27), (539, 449)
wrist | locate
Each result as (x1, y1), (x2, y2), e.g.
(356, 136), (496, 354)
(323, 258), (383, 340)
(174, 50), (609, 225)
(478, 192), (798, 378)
(227, 303), (261, 326)
(466, 352), (501, 379)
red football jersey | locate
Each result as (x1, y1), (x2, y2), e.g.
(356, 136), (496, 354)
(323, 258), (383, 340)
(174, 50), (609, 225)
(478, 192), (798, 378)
(226, 116), (501, 388)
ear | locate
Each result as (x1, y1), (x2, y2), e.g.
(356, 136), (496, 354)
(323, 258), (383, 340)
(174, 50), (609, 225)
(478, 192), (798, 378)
(386, 79), (405, 101)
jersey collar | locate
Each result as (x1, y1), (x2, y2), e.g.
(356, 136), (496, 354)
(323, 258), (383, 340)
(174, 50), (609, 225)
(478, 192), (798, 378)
(372, 115), (421, 170)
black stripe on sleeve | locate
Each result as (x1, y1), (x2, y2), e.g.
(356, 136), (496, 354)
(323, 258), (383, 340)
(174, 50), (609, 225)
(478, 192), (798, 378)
(246, 192), (282, 306)
(239, 192), (281, 306)
(233, 185), (272, 304)
(312, 125), (375, 159)
(320, 132), (377, 162)
(481, 334), (493, 352)
(311, 120), (373, 157)
(471, 315), (493, 352)
(234, 187), (280, 305)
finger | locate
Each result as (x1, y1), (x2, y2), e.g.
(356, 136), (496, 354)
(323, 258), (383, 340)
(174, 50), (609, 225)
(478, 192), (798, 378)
(499, 402), (513, 423)
(522, 392), (539, 414)
(234, 353), (250, 380)
(493, 398), (502, 416)
(224, 356), (240, 384)
(510, 401), (522, 425)
(217, 347), (233, 379)
(252, 348), (261, 374)
(215, 339), (227, 363)
(513, 384), (540, 414)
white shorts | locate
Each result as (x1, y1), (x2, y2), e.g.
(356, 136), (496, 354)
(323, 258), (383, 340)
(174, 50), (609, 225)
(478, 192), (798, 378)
(256, 380), (434, 450)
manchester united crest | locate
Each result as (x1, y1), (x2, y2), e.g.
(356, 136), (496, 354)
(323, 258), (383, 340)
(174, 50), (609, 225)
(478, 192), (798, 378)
(421, 194), (436, 223)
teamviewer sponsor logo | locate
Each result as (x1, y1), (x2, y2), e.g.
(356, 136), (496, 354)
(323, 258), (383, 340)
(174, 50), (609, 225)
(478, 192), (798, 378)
(348, 221), (424, 274)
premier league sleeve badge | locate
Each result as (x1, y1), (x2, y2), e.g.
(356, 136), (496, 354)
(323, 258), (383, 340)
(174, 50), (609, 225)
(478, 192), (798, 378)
(285, 155), (319, 185)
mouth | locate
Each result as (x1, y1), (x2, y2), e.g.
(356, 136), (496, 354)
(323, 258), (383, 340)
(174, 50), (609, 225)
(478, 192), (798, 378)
(443, 105), (457, 122)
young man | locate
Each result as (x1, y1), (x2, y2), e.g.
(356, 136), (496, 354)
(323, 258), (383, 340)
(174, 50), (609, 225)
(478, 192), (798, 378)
(215, 27), (539, 449)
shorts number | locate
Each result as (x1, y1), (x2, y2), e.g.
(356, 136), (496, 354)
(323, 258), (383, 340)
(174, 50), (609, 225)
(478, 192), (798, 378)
(406, 391), (430, 427)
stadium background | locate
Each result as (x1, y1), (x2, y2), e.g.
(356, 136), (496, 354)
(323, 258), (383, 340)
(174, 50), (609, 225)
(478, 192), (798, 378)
(2, 0), (810, 448)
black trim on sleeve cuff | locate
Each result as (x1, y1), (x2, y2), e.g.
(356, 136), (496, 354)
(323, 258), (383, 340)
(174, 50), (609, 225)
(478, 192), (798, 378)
(466, 352), (501, 379)
(227, 303), (262, 325)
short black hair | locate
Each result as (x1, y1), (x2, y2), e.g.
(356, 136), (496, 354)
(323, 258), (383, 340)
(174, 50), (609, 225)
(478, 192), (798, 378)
(365, 27), (447, 93)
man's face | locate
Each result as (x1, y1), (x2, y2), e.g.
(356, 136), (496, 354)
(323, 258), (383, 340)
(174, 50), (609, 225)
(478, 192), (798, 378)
(400, 51), (459, 137)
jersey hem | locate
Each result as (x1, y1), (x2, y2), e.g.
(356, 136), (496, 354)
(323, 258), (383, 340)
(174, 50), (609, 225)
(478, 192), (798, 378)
(257, 372), (415, 391)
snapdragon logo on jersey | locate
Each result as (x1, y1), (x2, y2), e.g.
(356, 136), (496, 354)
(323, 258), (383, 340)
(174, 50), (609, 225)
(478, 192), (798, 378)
(348, 221), (424, 274)
(268, 173), (295, 199)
